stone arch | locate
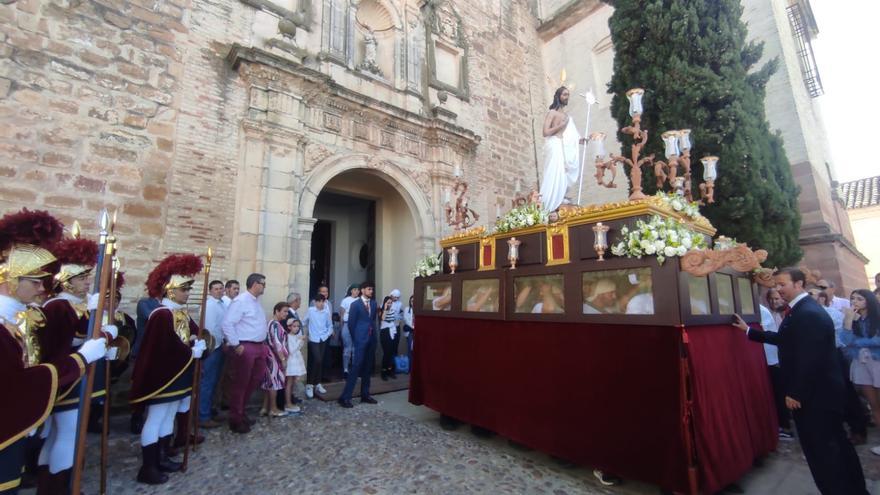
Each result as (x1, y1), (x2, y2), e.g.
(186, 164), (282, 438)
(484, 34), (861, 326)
(299, 153), (437, 248)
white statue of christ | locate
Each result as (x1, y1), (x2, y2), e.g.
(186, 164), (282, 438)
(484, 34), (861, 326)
(539, 86), (582, 213)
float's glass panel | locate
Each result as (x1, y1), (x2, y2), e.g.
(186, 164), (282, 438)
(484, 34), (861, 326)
(716, 273), (735, 315)
(423, 282), (452, 311)
(514, 274), (564, 314)
(687, 274), (711, 315)
(461, 279), (500, 312)
(738, 278), (756, 315)
(581, 267), (654, 314)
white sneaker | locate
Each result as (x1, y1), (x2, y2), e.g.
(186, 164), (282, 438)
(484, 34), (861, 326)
(285, 405), (301, 413)
(315, 383), (327, 394)
(870, 446), (880, 456)
(305, 384), (314, 398)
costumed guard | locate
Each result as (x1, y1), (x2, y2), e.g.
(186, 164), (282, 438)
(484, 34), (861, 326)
(130, 254), (206, 485)
(0, 209), (109, 494)
(36, 225), (119, 494)
(108, 274), (136, 382)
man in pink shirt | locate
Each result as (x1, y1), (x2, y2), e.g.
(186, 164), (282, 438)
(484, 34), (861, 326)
(221, 273), (269, 433)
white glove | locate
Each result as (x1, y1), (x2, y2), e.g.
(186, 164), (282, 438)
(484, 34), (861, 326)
(71, 337), (85, 347)
(192, 339), (207, 359)
(106, 347), (119, 361)
(101, 324), (118, 340)
(78, 338), (107, 364)
(87, 293), (100, 311)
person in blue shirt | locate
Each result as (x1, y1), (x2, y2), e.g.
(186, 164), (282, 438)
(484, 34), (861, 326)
(840, 289), (880, 455)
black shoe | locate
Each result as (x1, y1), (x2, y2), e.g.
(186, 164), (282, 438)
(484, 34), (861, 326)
(360, 396), (378, 404)
(389, 372), (397, 380)
(380, 372), (389, 381)
(244, 416), (257, 426)
(291, 396), (303, 405)
(338, 399), (354, 408)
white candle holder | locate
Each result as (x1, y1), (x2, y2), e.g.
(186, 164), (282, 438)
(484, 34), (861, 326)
(661, 130), (680, 159)
(678, 129), (692, 151)
(447, 246), (459, 274)
(626, 88), (644, 117)
(592, 222), (610, 261)
(507, 237), (521, 269)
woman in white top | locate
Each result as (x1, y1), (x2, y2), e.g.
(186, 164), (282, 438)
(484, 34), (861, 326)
(338, 284), (359, 378)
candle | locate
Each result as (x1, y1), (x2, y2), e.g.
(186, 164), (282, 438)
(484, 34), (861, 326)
(443, 187), (450, 203)
(496, 202), (502, 218)
(453, 164), (461, 177)
(514, 179), (521, 194)
(661, 131), (680, 159)
(626, 88), (644, 117)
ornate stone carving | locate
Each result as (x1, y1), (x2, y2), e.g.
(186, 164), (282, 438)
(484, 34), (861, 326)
(306, 143), (333, 167)
(323, 113), (342, 132)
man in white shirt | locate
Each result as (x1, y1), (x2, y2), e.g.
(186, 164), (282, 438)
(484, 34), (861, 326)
(817, 279), (851, 312)
(338, 284), (360, 378)
(221, 279), (240, 309)
(199, 280), (226, 428)
(220, 273), (268, 434)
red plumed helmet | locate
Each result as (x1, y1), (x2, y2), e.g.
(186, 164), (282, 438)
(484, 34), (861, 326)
(52, 238), (99, 267)
(0, 208), (64, 254)
(115, 271), (126, 290)
(146, 254), (203, 298)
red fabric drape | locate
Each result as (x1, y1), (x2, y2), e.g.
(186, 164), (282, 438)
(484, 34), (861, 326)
(409, 317), (777, 494)
(685, 325), (778, 493)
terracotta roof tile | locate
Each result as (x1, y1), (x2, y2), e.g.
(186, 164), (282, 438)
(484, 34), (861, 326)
(840, 175), (880, 210)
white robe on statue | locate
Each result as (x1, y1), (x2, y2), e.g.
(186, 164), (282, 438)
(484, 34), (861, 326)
(540, 118), (581, 212)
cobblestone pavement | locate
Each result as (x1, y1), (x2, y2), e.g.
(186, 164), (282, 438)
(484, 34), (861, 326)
(22, 390), (880, 495)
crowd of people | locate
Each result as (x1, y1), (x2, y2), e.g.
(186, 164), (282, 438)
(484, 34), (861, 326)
(0, 208), (418, 492)
(733, 269), (880, 494)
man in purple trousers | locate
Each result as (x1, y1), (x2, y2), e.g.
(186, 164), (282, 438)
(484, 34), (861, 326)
(221, 273), (269, 433)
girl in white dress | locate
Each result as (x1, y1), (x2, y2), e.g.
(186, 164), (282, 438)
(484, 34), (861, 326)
(284, 318), (307, 413)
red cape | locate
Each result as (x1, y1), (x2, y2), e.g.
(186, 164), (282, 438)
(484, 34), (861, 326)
(0, 324), (84, 450)
(40, 298), (91, 403)
(129, 307), (196, 404)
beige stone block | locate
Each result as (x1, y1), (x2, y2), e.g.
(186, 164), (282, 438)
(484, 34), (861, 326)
(262, 211), (291, 238)
(265, 187), (294, 214)
(237, 208), (261, 235)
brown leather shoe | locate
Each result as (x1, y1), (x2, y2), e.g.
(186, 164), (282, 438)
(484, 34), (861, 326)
(201, 419), (223, 429)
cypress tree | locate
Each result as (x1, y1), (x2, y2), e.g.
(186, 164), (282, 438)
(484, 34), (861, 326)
(607, 0), (802, 267)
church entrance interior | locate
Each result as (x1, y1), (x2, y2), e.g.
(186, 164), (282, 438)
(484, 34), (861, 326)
(307, 169), (421, 386)
(312, 190), (375, 383)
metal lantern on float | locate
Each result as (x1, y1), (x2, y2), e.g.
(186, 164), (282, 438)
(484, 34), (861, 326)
(626, 88), (644, 117)
(661, 131), (680, 159)
(701, 156), (719, 181)
(678, 129), (692, 152)
(589, 132), (607, 160)
(592, 222), (610, 261)
(447, 246), (459, 274)
(507, 237), (521, 269)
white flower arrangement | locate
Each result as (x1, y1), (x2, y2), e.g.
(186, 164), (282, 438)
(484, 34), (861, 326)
(610, 215), (707, 264)
(411, 253), (443, 279)
(655, 192), (702, 220)
(494, 203), (549, 234)
(712, 235), (739, 251)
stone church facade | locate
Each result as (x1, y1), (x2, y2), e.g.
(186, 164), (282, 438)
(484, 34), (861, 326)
(0, 0), (864, 305)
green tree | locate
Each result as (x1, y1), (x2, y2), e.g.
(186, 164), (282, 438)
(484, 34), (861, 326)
(607, 0), (802, 267)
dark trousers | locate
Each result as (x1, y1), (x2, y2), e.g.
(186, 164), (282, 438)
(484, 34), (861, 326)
(793, 407), (868, 495)
(307, 340), (327, 385)
(768, 365), (792, 430)
(380, 328), (397, 372)
(838, 349), (868, 436)
(340, 337), (377, 401)
(0, 437), (25, 494)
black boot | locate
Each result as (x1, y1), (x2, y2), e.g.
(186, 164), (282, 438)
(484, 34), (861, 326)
(136, 443), (168, 485)
(158, 435), (182, 473)
(35, 465), (50, 495)
(381, 370), (389, 381)
(50, 468), (73, 495)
